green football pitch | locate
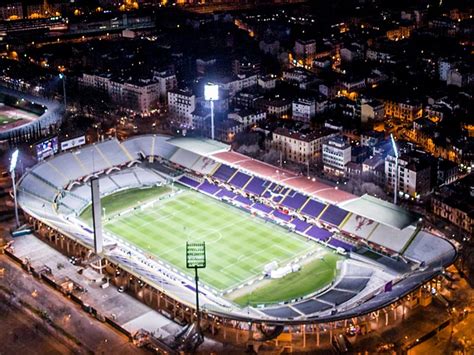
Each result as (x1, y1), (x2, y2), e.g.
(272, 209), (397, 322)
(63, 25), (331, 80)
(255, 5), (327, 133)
(81, 185), (339, 301)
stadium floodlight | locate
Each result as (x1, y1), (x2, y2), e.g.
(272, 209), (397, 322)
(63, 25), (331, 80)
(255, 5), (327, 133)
(186, 241), (206, 339)
(59, 73), (67, 110)
(390, 134), (399, 205)
(10, 149), (20, 227)
(204, 83), (219, 140)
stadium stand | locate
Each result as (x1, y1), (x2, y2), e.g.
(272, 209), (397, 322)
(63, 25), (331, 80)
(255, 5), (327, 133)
(244, 176), (268, 196)
(228, 171), (252, 189)
(340, 214), (379, 240)
(281, 191), (308, 210)
(291, 218), (312, 233)
(319, 205), (349, 226)
(305, 226), (332, 242)
(191, 156), (219, 175)
(153, 136), (179, 160)
(262, 307), (301, 319)
(179, 176), (201, 188)
(317, 290), (356, 306)
(292, 299), (332, 314)
(198, 180), (221, 195)
(300, 199), (327, 218)
(327, 237), (356, 252)
(212, 164), (237, 182)
(122, 135), (154, 159)
(20, 174), (58, 201)
(169, 149), (201, 169)
(33, 161), (69, 188)
(272, 210), (292, 222)
(334, 278), (370, 293)
(234, 195), (253, 206)
(74, 144), (111, 173)
(368, 224), (417, 254)
(216, 189), (236, 199)
(96, 139), (131, 167)
(251, 203), (273, 214)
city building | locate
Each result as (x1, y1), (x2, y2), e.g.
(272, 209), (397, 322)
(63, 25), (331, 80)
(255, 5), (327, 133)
(152, 69), (178, 101)
(294, 38), (316, 66)
(384, 99), (423, 121)
(167, 89), (196, 127)
(432, 174), (473, 234)
(292, 98), (316, 123)
(322, 136), (352, 177)
(385, 151), (432, 200)
(361, 99), (384, 123)
(79, 73), (160, 113)
(256, 97), (291, 119)
(0, 2), (23, 20)
(270, 127), (337, 164)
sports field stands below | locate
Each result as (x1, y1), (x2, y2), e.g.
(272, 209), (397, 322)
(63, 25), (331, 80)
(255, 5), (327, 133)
(216, 189), (236, 199)
(300, 199), (327, 218)
(228, 171), (252, 188)
(281, 190), (308, 210)
(169, 149), (201, 170)
(191, 156), (219, 175)
(198, 180), (221, 195)
(234, 195), (253, 206)
(17, 135), (458, 323)
(211, 150), (356, 205)
(328, 237), (356, 252)
(319, 205), (349, 226)
(291, 218), (312, 233)
(243, 176), (267, 196)
(251, 203), (273, 214)
(178, 175), (200, 188)
(272, 210), (292, 222)
(212, 164), (237, 182)
(305, 226), (332, 242)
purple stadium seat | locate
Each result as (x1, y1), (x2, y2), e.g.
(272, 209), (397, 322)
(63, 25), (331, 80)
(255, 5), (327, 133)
(301, 199), (326, 218)
(252, 203), (273, 214)
(234, 195), (252, 206)
(244, 176), (268, 196)
(305, 226), (332, 241)
(291, 218), (312, 232)
(328, 237), (355, 252)
(272, 210), (292, 222)
(213, 164), (236, 182)
(178, 176), (200, 188)
(198, 180), (220, 195)
(228, 172), (252, 188)
(281, 191), (308, 210)
(319, 205), (349, 226)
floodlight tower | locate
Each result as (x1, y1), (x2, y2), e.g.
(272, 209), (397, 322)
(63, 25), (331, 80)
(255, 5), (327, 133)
(10, 149), (20, 227)
(59, 73), (66, 110)
(390, 134), (399, 205)
(204, 83), (219, 140)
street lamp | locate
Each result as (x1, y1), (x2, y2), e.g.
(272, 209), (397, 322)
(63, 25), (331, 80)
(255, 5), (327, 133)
(59, 73), (66, 110)
(10, 149), (20, 227)
(204, 83), (219, 140)
(390, 134), (399, 205)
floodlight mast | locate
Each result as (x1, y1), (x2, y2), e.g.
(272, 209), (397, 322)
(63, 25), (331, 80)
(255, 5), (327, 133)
(204, 83), (219, 140)
(59, 73), (66, 110)
(390, 134), (399, 205)
(10, 149), (20, 227)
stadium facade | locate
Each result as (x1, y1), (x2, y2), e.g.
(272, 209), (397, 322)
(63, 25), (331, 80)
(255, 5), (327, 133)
(15, 134), (457, 343)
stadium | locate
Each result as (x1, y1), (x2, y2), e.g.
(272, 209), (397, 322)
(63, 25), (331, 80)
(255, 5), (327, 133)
(0, 87), (62, 141)
(16, 134), (457, 344)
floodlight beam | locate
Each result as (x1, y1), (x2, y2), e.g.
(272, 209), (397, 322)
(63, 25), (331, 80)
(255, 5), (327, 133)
(390, 134), (399, 205)
(10, 149), (20, 227)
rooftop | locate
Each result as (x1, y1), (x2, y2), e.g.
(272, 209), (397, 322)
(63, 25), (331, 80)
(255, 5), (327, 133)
(339, 194), (419, 230)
